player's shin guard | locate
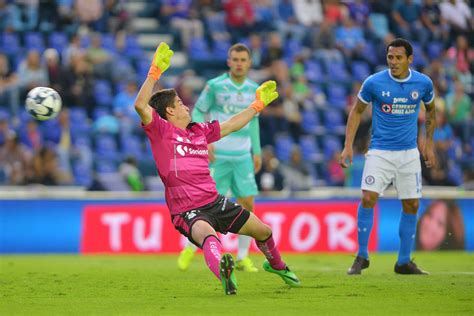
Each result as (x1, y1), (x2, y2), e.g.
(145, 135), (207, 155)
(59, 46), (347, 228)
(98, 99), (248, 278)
(202, 235), (223, 279)
(357, 204), (374, 259)
(256, 234), (286, 270)
(398, 212), (417, 265)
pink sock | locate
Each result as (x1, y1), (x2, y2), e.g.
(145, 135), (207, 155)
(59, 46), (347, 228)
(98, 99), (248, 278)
(202, 235), (223, 280)
(256, 235), (286, 270)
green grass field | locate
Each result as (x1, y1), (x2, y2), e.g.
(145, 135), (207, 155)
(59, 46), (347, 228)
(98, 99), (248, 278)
(1, 252), (473, 315)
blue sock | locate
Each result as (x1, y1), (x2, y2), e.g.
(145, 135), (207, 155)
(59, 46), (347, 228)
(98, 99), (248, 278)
(397, 212), (417, 265)
(356, 204), (374, 259)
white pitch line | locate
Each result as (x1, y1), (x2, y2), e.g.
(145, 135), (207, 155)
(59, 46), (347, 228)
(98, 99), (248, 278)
(305, 269), (474, 275)
(435, 272), (474, 275)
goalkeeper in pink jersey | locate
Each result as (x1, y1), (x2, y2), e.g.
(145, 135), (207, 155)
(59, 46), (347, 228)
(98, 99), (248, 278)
(134, 43), (301, 295)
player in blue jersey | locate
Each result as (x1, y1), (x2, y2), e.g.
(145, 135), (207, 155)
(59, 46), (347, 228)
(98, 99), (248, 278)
(340, 38), (436, 275)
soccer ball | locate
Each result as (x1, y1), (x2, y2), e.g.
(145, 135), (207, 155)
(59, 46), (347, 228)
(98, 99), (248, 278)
(25, 87), (62, 121)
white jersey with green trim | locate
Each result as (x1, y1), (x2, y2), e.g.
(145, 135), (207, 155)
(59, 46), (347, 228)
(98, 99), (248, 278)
(194, 73), (259, 156)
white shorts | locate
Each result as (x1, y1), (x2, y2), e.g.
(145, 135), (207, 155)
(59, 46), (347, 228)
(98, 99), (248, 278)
(361, 148), (422, 199)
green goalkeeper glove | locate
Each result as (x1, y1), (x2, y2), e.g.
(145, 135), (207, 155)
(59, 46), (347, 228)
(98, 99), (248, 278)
(250, 80), (279, 113)
(147, 42), (174, 81)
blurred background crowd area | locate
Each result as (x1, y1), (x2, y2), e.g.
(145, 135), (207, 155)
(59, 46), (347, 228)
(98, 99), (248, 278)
(0, 0), (472, 192)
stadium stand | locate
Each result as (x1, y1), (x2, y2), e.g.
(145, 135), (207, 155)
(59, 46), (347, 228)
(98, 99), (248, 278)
(0, 0), (472, 192)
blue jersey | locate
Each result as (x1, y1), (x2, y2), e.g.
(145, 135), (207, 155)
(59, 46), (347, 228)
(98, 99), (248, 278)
(358, 69), (434, 150)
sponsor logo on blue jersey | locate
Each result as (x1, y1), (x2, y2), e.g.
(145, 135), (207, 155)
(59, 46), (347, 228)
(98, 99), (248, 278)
(358, 69), (434, 151)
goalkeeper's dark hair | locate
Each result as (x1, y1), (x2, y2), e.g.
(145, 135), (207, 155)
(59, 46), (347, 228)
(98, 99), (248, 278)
(228, 43), (251, 58)
(149, 88), (177, 120)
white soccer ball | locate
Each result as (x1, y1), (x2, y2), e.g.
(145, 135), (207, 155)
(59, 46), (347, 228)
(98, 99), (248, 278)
(25, 87), (62, 121)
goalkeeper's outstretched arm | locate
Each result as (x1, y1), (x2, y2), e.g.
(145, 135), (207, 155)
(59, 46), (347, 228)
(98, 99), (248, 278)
(220, 80), (278, 138)
(134, 42), (174, 125)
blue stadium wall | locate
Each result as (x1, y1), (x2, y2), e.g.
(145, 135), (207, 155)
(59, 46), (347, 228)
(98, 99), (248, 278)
(0, 198), (473, 253)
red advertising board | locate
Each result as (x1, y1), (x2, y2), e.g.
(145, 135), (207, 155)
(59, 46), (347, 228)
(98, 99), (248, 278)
(81, 202), (377, 253)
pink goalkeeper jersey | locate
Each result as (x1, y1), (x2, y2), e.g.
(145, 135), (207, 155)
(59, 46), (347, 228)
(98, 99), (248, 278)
(142, 110), (221, 215)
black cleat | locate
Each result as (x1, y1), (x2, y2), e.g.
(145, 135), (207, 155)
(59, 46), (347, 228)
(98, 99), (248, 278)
(394, 261), (429, 275)
(347, 256), (370, 275)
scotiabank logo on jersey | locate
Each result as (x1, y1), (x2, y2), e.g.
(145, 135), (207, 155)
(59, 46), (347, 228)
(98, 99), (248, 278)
(81, 202), (377, 253)
(175, 135), (208, 157)
(176, 145), (208, 156)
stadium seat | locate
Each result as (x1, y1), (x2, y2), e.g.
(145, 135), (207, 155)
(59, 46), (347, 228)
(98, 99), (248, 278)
(73, 135), (92, 148)
(121, 135), (144, 160)
(94, 80), (113, 108)
(114, 82), (126, 94)
(205, 12), (227, 36)
(284, 38), (302, 63)
(301, 109), (325, 135)
(326, 84), (347, 109)
(411, 43), (428, 68)
(305, 60), (325, 83)
(69, 107), (88, 121)
(111, 57), (136, 82)
(323, 135), (342, 159)
(18, 110), (33, 124)
(351, 61), (370, 82)
(299, 135), (323, 162)
(41, 119), (61, 143)
(275, 134), (294, 162)
(212, 38), (231, 61)
(324, 110), (346, 135)
(136, 59), (151, 78)
(124, 35), (143, 59)
(95, 134), (119, 160)
(101, 33), (116, 53)
(24, 32), (45, 52)
(188, 37), (211, 61)
(327, 61), (350, 82)
(238, 36), (251, 49)
(471, 139), (474, 159)
(0, 33), (21, 56)
(427, 42), (443, 60)
(363, 42), (378, 65)
(448, 164), (463, 186)
(48, 32), (68, 54)
(310, 84), (322, 95)
(11, 53), (25, 71)
(73, 161), (93, 187)
(0, 109), (10, 120)
(71, 122), (91, 140)
(69, 107), (90, 135)
(93, 106), (112, 120)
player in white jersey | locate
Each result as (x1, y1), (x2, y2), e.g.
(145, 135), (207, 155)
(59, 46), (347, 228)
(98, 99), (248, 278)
(178, 43), (261, 272)
(340, 38), (437, 275)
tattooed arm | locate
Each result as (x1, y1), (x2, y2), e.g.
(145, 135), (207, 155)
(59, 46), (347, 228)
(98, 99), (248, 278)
(423, 100), (436, 168)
